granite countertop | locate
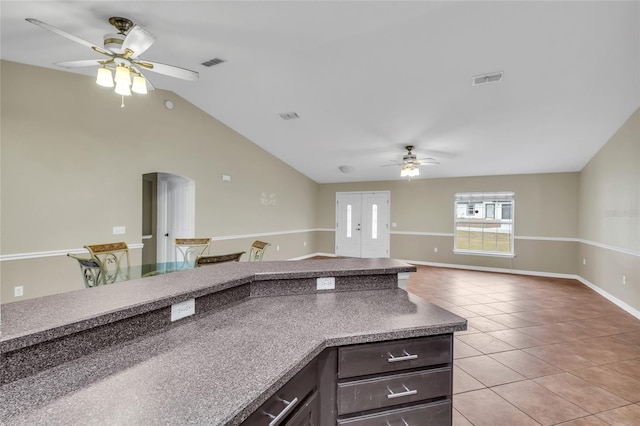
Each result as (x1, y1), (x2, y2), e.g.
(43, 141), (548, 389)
(1, 258), (416, 352)
(1, 288), (466, 425)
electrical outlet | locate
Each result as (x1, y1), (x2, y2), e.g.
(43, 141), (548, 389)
(276, 245), (280, 251)
(434, 247), (438, 253)
(113, 226), (126, 235)
(171, 298), (195, 322)
(303, 241), (307, 247)
(623, 276), (627, 285)
(582, 258), (586, 265)
(317, 277), (335, 290)
(14, 286), (24, 297)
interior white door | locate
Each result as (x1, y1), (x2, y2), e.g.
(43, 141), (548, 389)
(156, 173), (195, 263)
(336, 192), (389, 258)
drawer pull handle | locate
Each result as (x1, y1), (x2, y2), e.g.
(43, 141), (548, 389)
(387, 350), (418, 363)
(386, 385), (418, 399)
(265, 397), (299, 426)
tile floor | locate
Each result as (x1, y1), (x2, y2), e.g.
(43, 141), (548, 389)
(406, 265), (640, 426)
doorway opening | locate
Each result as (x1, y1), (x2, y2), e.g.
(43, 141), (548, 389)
(142, 172), (195, 265)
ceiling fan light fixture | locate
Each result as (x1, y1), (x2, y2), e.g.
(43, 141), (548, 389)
(114, 64), (131, 85)
(114, 80), (132, 96)
(131, 75), (147, 94)
(400, 165), (420, 178)
(96, 66), (114, 88)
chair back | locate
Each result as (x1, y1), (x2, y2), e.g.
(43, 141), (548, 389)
(195, 251), (245, 267)
(85, 242), (130, 284)
(175, 238), (211, 269)
(248, 240), (271, 262)
(67, 253), (103, 288)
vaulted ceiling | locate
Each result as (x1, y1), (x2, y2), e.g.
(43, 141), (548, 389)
(2, 1), (638, 183)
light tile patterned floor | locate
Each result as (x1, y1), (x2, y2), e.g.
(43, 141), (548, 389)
(407, 265), (640, 426)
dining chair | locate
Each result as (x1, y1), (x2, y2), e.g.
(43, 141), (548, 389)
(248, 240), (271, 262)
(175, 237), (211, 269)
(195, 251), (245, 267)
(85, 241), (131, 284)
(67, 253), (103, 288)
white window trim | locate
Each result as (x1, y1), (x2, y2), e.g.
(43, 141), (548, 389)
(454, 192), (515, 258)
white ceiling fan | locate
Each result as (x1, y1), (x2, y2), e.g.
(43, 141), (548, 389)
(25, 16), (198, 98)
(382, 145), (440, 177)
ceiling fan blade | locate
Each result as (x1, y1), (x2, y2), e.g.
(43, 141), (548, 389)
(134, 60), (199, 81)
(25, 18), (112, 56)
(122, 25), (156, 58)
(380, 163), (402, 167)
(55, 59), (112, 68)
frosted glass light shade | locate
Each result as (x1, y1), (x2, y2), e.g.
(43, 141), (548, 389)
(115, 80), (132, 96)
(96, 67), (114, 87)
(131, 75), (148, 94)
(114, 64), (131, 85)
(400, 166), (420, 177)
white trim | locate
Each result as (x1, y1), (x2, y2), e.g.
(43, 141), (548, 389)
(515, 235), (579, 242)
(288, 252), (336, 261)
(453, 250), (516, 259)
(0, 243), (144, 262)
(391, 231), (454, 237)
(575, 276), (640, 319)
(211, 228), (325, 241)
(577, 238), (640, 257)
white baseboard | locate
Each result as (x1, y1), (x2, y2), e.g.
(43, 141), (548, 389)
(397, 258), (640, 320)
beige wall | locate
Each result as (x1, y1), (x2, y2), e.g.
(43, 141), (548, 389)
(1, 61), (637, 315)
(0, 61), (319, 301)
(578, 108), (640, 311)
(317, 173), (580, 274)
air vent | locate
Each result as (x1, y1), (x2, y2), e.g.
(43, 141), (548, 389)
(472, 71), (503, 86)
(279, 112), (300, 120)
(201, 58), (226, 67)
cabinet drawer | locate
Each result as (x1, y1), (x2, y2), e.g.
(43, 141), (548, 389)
(338, 335), (452, 379)
(243, 359), (317, 426)
(337, 400), (451, 426)
(337, 367), (451, 415)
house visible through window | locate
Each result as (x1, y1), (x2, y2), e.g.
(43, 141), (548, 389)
(454, 192), (515, 257)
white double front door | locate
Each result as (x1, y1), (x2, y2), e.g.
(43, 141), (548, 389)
(336, 192), (390, 258)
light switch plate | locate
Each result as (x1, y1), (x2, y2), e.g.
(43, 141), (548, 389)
(171, 298), (195, 322)
(113, 226), (126, 235)
(317, 277), (335, 290)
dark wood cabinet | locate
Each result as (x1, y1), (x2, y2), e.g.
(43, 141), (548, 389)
(336, 334), (453, 425)
(242, 359), (318, 426)
(242, 334), (453, 426)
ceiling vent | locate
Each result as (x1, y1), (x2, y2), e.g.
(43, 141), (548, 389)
(472, 71), (503, 86)
(279, 112), (300, 120)
(201, 58), (226, 67)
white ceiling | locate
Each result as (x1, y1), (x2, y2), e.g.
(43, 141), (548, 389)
(2, 1), (638, 183)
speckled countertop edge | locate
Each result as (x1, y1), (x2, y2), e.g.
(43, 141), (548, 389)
(0, 259), (416, 352)
(1, 289), (466, 426)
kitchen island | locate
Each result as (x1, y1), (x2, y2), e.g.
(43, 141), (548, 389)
(1, 258), (466, 425)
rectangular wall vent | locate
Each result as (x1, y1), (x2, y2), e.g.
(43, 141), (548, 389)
(201, 58), (226, 67)
(279, 112), (300, 120)
(472, 71), (504, 86)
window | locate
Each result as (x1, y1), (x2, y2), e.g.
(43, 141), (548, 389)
(371, 204), (378, 239)
(454, 192), (515, 257)
(346, 204), (352, 238)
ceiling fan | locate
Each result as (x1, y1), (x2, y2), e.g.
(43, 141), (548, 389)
(382, 145), (440, 177)
(25, 16), (199, 98)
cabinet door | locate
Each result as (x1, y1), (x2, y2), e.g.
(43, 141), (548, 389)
(285, 391), (319, 426)
(242, 360), (317, 425)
